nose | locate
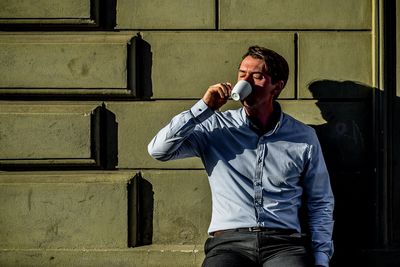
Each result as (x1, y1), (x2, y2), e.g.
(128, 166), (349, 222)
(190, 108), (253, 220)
(241, 74), (254, 86)
(239, 72), (252, 82)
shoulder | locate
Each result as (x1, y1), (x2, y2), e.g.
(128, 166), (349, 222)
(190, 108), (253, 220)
(200, 107), (244, 129)
(281, 113), (319, 141)
(282, 113), (314, 130)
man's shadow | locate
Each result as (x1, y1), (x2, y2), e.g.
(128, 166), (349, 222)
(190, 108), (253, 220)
(308, 80), (376, 266)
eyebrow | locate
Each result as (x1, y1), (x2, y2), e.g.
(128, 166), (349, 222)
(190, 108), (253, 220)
(238, 70), (266, 75)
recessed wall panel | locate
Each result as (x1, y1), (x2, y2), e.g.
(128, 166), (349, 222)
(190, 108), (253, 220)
(141, 32), (295, 99)
(220, 0), (371, 30)
(0, 103), (104, 168)
(0, 33), (134, 96)
(0, 172), (129, 249)
(298, 32), (372, 99)
(0, 0), (96, 25)
(116, 0), (215, 29)
(0, 113), (90, 159)
(141, 170), (211, 245)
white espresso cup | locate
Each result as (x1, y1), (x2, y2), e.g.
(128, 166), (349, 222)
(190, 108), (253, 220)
(231, 80), (252, 101)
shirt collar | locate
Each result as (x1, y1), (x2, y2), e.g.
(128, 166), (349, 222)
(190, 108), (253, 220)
(240, 101), (283, 136)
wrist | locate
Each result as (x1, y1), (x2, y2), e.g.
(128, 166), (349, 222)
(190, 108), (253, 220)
(190, 99), (214, 123)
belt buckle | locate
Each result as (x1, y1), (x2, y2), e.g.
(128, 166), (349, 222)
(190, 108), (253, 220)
(249, 226), (263, 232)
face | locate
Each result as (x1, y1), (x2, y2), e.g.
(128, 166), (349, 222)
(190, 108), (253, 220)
(237, 56), (283, 112)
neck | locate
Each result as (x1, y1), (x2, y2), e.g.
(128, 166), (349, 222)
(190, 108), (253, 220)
(245, 102), (277, 133)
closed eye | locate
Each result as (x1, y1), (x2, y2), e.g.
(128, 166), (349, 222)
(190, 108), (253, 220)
(253, 73), (264, 80)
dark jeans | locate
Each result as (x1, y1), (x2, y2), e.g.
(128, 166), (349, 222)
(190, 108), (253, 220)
(202, 230), (312, 267)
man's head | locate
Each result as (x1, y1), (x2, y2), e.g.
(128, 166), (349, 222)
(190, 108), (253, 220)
(238, 46), (289, 113)
(241, 46), (289, 89)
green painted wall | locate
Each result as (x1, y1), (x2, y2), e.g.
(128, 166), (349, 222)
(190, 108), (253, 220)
(1, 0), (398, 266)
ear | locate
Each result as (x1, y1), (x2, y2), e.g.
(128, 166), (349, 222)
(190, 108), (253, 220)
(272, 80), (285, 98)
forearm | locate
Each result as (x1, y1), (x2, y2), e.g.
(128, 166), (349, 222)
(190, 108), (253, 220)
(309, 205), (334, 266)
(304, 140), (335, 266)
(148, 99), (213, 161)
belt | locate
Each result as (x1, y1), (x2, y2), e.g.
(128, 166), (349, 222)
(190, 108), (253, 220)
(211, 227), (297, 237)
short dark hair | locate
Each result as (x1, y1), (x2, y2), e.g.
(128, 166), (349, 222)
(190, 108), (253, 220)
(242, 46), (289, 87)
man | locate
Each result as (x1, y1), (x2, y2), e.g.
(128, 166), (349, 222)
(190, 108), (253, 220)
(148, 46), (334, 267)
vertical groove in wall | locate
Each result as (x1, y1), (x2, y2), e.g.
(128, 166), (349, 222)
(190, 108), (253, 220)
(371, 0), (383, 247)
(215, 0), (219, 30)
(127, 172), (153, 247)
(379, 0), (391, 248)
(371, 6), (380, 231)
(384, 0), (397, 246)
(372, 0), (380, 89)
(294, 32), (299, 100)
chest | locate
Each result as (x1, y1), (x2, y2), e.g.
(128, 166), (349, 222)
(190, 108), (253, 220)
(204, 129), (309, 182)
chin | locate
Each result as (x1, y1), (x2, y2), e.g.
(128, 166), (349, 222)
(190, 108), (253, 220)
(242, 103), (256, 115)
(242, 100), (255, 109)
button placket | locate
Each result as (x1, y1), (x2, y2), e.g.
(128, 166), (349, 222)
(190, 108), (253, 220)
(254, 140), (265, 224)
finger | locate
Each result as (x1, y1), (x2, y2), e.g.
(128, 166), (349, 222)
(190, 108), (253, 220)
(224, 82), (232, 95)
(217, 86), (226, 99)
(220, 82), (231, 97)
(206, 85), (224, 101)
(210, 84), (227, 99)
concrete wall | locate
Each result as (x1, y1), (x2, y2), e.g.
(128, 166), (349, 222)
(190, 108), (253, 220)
(1, 0), (397, 266)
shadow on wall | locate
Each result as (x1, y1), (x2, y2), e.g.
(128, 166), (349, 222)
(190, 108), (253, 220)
(130, 34), (153, 99)
(308, 80), (376, 267)
(93, 104), (119, 170)
(98, 0), (117, 30)
(128, 173), (154, 248)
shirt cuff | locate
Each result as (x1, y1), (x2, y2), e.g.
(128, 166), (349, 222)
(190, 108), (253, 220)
(190, 99), (214, 123)
(314, 251), (330, 267)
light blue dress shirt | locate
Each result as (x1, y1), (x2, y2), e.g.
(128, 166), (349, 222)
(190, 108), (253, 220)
(148, 99), (334, 266)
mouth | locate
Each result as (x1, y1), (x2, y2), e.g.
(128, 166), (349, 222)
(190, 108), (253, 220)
(242, 93), (254, 103)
